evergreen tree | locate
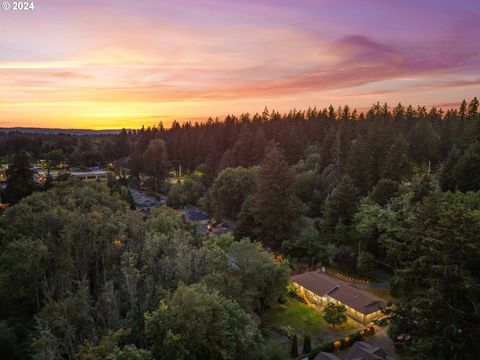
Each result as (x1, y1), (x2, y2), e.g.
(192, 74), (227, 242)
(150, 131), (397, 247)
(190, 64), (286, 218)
(322, 176), (358, 229)
(234, 194), (257, 240)
(128, 148), (143, 179)
(204, 142), (221, 183)
(303, 335), (311, 354)
(454, 142), (480, 192)
(368, 179), (400, 207)
(251, 127), (267, 164)
(388, 192), (480, 359)
(409, 120), (440, 165)
(382, 135), (411, 181)
(411, 174), (436, 204)
(459, 99), (468, 121)
(4, 151), (34, 204)
(230, 126), (254, 167)
(467, 97), (478, 119)
(115, 128), (130, 158)
(142, 139), (170, 191)
(290, 334), (298, 358)
(439, 146), (460, 191)
(253, 142), (303, 249)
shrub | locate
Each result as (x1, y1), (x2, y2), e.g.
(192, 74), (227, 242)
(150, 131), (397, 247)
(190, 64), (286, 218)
(350, 331), (362, 342)
(290, 334), (298, 358)
(303, 335), (312, 354)
(320, 341), (334, 352)
(307, 341), (334, 360)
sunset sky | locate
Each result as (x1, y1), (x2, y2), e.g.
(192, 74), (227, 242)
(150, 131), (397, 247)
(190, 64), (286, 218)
(1, 0), (479, 129)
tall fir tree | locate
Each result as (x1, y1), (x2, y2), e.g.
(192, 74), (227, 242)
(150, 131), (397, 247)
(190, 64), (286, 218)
(382, 135), (411, 182)
(4, 151), (34, 204)
(389, 192), (480, 359)
(253, 142), (303, 249)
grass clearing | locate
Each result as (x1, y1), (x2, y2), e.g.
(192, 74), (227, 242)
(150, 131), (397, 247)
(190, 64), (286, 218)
(262, 297), (358, 341)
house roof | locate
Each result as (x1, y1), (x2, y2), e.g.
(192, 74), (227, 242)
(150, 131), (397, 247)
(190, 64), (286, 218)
(344, 341), (392, 360)
(187, 210), (208, 222)
(314, 352), (341, 360)
(313, 342), (392, 360)
(290, 271), (387, 315)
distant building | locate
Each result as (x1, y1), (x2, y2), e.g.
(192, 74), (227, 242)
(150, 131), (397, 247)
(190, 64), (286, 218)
(290, 271), (387, 324)
(186, 209), (209, 222)
(70, 170), (111, 182)
(128, 187), (161, 212)
(314, 341), (393, 360)
(0, 167), (6, 182)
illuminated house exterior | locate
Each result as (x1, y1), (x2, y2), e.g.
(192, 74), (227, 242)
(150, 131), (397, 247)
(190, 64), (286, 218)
(291, 271), (386, 324)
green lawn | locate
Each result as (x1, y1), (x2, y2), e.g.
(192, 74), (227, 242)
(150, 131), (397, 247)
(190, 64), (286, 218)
(262, 297), (358, 341)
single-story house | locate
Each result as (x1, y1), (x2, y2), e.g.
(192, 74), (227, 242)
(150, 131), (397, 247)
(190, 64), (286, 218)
(290, 271), (387, 324)
(314, 341), (393, 360)
(70, 170), (111, 181)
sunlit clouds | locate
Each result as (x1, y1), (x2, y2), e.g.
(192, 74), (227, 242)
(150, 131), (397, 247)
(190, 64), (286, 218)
(0, 0), (479, 129)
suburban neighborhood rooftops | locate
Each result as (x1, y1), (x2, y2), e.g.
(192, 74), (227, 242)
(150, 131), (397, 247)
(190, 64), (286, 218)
(290, 271), (387, 315)
(343, 341), (393, 360)
(314, 341), (393, 360)
(314, 352), (342, 360)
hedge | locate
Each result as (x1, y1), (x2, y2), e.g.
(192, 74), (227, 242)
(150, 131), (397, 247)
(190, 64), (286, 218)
(308, 326), (375, 359)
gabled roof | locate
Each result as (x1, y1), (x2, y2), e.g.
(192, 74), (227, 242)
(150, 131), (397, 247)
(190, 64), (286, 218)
(313, 342), (392, 360)
(290, 271), (387, 315)
(344, 341), (392, 360)
(314, 352), (341, 360)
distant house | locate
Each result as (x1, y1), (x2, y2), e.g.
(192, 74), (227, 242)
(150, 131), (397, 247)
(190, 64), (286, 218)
(70, 170), (111, 182)
(314, 341), (393, 360)
(290, 271), (386, 324)
(128, 187), (160, 212)
(186, 209), (208, 222)
(0, 167), (6, 182)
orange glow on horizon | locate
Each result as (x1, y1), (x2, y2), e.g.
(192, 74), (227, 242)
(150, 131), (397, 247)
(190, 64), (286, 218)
(0, 1), (478, 129)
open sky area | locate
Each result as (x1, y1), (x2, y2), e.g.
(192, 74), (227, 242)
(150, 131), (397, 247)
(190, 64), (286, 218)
(1, 0), (479, 129)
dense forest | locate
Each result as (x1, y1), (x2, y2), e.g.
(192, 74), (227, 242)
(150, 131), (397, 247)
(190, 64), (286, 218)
(0, 181), (289, 359)
(1, 98), (480, 359)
